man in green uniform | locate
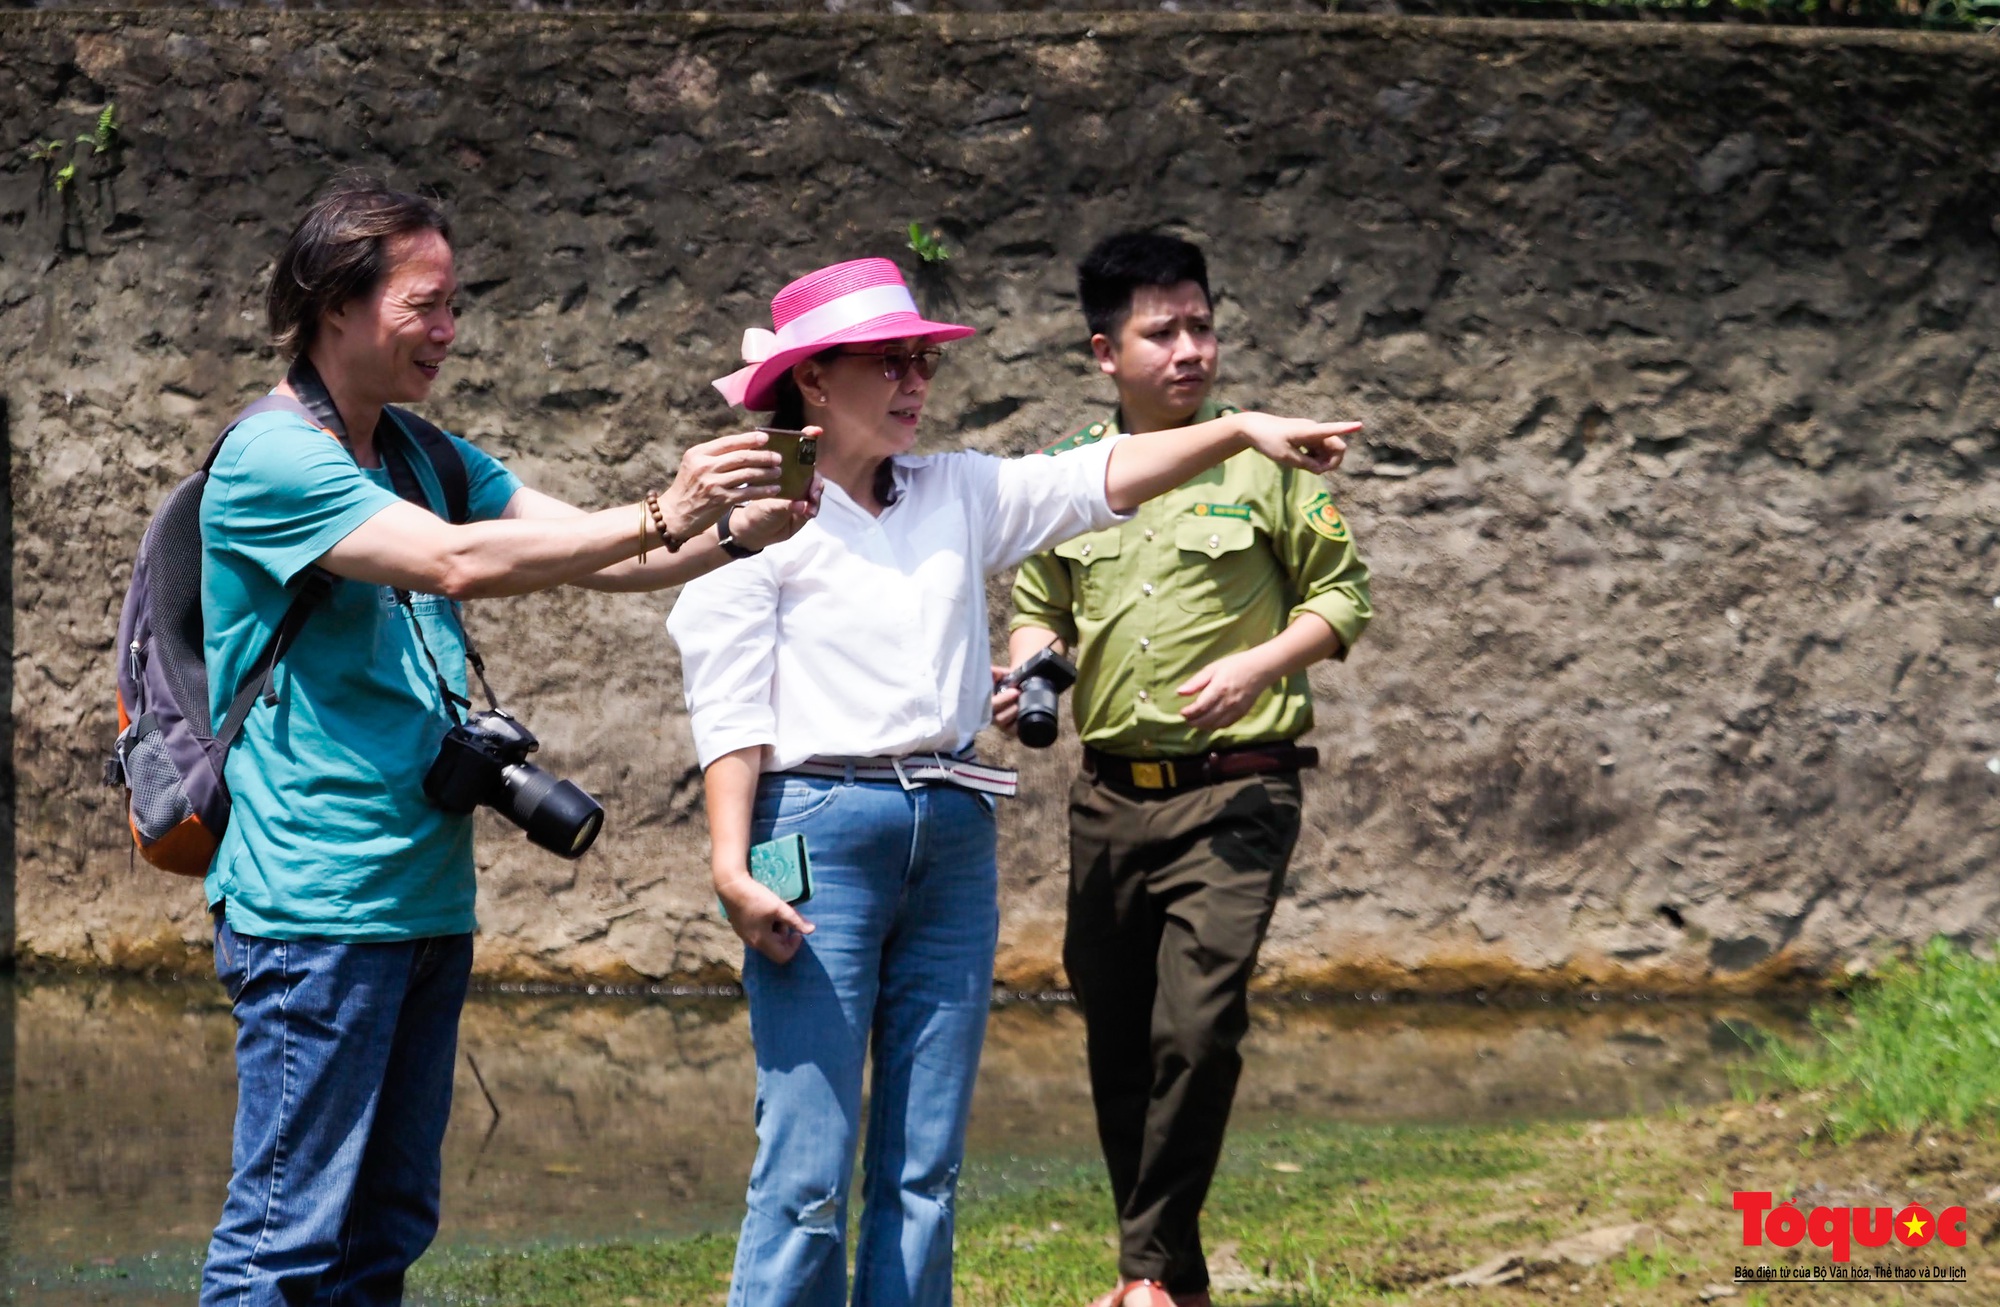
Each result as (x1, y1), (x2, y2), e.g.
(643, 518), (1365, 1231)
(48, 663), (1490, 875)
(999, 232), (1372, 1307)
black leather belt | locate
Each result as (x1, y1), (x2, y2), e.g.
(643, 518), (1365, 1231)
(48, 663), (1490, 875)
(1084, 743), (1319, 795)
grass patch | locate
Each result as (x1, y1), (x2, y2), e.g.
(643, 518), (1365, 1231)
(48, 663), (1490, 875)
(412, 1122), (1547, 1307)
(411, 1095), (2000, 1306)
(413, 1233), (736, 1306)
(1607, 1245), (1700, 1290)
(953, 1124), (1541, 1306)
(415, 946), (2000, 1307)
(1758, 937), (2000, 1143)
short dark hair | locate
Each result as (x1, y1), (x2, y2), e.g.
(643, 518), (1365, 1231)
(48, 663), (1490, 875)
(267, 173), (452, 358)
(1077, 231), (1211, 341)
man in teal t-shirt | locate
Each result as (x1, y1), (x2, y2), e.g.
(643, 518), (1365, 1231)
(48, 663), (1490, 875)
(197, 177), (811, 1307)
(202, 410), (520, 941)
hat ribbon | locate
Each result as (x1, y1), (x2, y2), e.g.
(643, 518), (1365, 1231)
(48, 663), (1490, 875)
(738, 283), (921, 364)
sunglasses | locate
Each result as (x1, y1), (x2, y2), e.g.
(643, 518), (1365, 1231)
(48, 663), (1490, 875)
(833, 347), (945, 382)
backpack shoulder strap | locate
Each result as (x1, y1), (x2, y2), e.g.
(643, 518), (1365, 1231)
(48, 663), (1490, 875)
(213, 567), (335, 752)
(202, 394), (320, 471)
(200, 393), (335, 755)
(205, 399), (468, 754)
(385, 407), (470, 525)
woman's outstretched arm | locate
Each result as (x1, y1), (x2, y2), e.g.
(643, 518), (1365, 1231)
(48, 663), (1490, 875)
(1102, 413), (1360, 512)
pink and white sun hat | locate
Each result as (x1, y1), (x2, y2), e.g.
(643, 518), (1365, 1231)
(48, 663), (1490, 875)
(712, 257), (976, 411)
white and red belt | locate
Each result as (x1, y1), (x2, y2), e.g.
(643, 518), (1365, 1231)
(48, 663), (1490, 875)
(785, 752), (1019, 798)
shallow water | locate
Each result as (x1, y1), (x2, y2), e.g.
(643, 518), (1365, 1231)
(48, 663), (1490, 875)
(4, 975), (1806, 1303)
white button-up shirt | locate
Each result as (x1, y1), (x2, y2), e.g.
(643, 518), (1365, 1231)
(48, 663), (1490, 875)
(668, 438), (1129, 771)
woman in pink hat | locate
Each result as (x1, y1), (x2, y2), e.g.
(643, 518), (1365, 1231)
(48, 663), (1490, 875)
(668, 258), (1357, 1307)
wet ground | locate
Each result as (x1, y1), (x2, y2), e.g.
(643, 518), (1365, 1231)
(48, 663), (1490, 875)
(3, 975), (1807, 1303)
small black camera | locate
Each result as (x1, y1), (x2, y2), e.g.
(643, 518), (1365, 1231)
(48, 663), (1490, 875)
(1000, 645), (1079, 749)
(423, 709), (605, 859)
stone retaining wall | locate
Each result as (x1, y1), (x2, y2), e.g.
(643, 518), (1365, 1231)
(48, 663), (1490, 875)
(5, 12), (1999, 990)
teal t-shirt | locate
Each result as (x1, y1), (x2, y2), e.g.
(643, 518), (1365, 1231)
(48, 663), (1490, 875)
(199, 406), (523, 941)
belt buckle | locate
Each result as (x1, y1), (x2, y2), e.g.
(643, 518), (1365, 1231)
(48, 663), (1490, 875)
(1129, 760), (1176, 789)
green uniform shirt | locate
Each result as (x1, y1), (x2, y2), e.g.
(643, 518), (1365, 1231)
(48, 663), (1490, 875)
(1010, 400), (1372, 757)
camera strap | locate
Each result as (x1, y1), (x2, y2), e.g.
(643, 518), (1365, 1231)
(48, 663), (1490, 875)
(392, 590), (503, 724)
(377, 440), (503, 725)
(286, 357), (504, 727)
(393, 588), (505, 727)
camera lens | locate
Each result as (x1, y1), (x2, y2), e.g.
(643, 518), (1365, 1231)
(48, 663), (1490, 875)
(500, 764), (605, 859)
(1017, 679), (1061, 749)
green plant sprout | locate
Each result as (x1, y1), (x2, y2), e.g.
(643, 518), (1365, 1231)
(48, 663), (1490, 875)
(22, 103), (118, 195)
(90, 103), (119, 154)
(73, 103), (119, 159)
(22, 103), (125, 252)
(907, 222), (952, 265)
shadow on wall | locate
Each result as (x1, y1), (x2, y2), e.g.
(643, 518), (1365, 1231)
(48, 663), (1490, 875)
(0, 394), (12, 970)
(0, 394), (13, 1273)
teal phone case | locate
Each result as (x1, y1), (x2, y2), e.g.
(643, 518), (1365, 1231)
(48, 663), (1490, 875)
(750, 833), (812, 904)
(718, 834), (813, 918)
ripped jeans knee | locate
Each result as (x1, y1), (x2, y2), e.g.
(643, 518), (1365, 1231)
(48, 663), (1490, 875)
(903, 1161), (961, 1214)
(794, 1191), (842, 1233)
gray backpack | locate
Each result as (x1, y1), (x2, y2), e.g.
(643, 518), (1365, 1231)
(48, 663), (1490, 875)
(105, 394), (467, 876)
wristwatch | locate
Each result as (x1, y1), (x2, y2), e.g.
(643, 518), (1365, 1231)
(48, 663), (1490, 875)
(716, 507), (762, 559)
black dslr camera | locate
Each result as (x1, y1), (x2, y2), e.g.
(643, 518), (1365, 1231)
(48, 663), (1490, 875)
(423, 709), (605, 859)
(1000, 645), (1078, 749)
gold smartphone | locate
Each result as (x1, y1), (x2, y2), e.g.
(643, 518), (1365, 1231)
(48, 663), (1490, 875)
(757, 427), (819, 501)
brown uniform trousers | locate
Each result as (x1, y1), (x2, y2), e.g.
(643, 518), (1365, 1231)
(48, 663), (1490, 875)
(1062, 762), (1303, 1296)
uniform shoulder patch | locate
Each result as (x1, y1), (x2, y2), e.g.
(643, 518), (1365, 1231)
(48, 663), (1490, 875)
(1041, 421), (1109, 456)
(1302, 490), (1351, 542)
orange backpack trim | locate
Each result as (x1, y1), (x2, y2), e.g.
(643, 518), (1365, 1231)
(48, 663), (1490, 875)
(134, 812), (220, 879)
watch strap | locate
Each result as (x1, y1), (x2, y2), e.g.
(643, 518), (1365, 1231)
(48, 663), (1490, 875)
(717, 506), (762, 559)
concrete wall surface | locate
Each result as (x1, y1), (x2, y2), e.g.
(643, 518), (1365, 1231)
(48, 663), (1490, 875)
(5, 13), (2000, 991)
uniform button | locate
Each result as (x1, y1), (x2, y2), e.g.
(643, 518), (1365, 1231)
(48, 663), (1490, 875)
(1208, 533), (1220, 548)
(1137, 690), (1150, 702)
(1144, 529), (1155, 541)
(1141, 583), (1154, 595)
(1139, 637), (1151, 650)
(1080, 543), (1092, 557)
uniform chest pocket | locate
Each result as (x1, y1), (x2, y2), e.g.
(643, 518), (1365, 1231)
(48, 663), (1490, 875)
(1173, 517), (1260, 613)
(1052, 529), (1123, 621)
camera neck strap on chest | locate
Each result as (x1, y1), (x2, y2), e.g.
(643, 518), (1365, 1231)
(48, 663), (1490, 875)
(395, 590), (501, 727)
(286, 357), (502, 727)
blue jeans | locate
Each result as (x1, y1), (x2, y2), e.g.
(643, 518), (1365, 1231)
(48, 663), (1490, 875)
(729, 775), (999, 1307)
(201, 912), (473, 1307)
